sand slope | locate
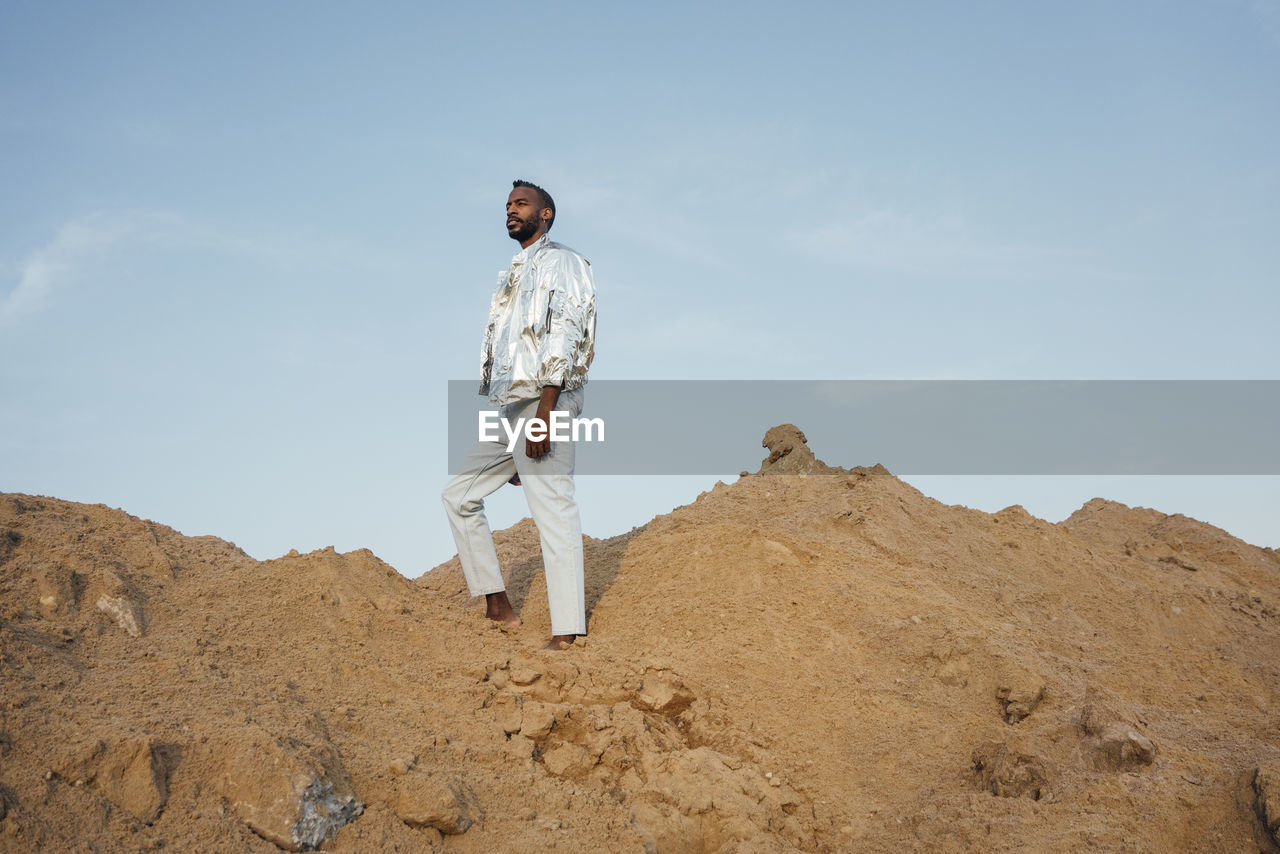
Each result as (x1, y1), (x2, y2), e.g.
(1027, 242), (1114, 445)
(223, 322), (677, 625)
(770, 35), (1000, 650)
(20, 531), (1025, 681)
(2, 426), (1278, 852)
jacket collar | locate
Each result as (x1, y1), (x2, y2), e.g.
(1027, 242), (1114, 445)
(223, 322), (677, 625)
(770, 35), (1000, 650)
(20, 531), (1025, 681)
(510, 233), (550, 267)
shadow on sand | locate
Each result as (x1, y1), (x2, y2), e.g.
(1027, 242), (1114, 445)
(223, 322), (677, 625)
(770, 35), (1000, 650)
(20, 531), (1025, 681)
(504, 529), (638, 625)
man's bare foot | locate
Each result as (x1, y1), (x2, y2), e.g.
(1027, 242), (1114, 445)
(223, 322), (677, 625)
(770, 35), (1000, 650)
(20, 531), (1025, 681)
(542, 634), (579, 651)
(485, 591), (521, 626)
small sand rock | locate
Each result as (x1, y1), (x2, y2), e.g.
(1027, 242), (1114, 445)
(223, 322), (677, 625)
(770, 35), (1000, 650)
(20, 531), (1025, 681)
(396, 775), (472, 835)
(492, 694), (523, 735)
(996, 670), (1045, 724)
(95, 595), (144, 638)
(636, 669), (695, 714)
(1092, 723), (1157, 770)
(520, 702), (557, 740)
(972, 742), (1052, 800)
(57, 738), (173, 824)
(388, 754), (416, 776)
(510, 667), (541, 687)
(1079, 700), (1157, 771)
(542, 742), (593, 780)
(217, 731), (361, 851)
(758, 424), (833, 475)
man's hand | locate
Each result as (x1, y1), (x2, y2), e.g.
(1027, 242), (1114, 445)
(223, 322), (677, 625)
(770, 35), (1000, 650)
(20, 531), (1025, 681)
(525, 385), (562, 459)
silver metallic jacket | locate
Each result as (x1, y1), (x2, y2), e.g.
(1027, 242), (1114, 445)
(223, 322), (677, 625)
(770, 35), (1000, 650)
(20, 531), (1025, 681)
(479, 234), (597, 405)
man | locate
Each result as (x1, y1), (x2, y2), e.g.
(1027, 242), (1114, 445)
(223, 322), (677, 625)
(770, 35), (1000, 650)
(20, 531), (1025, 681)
(441, 179), (597, 651)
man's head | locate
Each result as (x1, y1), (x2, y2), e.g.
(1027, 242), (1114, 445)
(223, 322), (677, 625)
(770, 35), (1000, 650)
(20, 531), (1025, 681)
(507, 179), (556, 247)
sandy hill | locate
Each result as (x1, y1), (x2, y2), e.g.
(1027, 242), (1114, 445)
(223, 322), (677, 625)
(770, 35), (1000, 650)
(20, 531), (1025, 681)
(1, 425), (1278, 853)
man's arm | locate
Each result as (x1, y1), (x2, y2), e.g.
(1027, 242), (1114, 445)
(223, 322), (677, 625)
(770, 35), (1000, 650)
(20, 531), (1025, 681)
(525, 384), (562, 460)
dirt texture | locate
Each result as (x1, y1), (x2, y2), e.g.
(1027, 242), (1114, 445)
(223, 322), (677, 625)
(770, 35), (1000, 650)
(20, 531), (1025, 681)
(1, 424), (1278, 852)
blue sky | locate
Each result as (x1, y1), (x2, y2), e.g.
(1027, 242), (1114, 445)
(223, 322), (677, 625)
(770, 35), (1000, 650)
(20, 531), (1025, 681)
(3, 1), (1277, 574)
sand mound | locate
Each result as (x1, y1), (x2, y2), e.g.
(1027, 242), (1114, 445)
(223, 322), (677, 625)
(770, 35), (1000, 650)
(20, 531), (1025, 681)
(2, 429), (1278, 852)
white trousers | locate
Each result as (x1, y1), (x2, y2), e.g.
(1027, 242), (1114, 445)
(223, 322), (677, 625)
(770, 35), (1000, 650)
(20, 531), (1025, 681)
(441, 389), (586, 636)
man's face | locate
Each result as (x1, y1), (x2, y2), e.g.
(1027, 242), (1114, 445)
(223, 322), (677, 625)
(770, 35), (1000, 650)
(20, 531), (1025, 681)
(506, 187), (550, 245)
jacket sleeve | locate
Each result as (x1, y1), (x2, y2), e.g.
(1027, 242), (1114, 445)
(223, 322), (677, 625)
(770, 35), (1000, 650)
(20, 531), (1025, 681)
(535, 250), (596, 389)
(478, 286), (502, 396)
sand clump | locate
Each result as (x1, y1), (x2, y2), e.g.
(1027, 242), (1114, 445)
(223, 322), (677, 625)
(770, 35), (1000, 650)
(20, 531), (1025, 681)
(1, 427), (1278, 852)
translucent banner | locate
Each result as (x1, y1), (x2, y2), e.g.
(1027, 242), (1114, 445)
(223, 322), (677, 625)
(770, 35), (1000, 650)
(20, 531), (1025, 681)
(446, 380), (1280, 475)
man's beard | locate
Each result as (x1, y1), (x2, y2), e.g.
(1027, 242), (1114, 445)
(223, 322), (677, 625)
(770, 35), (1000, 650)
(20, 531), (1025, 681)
(507, 215), (540, 243)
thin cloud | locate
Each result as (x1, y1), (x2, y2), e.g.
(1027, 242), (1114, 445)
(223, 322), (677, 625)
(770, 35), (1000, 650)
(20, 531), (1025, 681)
(1, 210), (409, 328)
(0, 211), (171, 326)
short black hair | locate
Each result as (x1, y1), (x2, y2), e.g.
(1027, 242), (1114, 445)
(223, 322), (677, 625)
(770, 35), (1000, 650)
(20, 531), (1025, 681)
(512, 179), (556, 230)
